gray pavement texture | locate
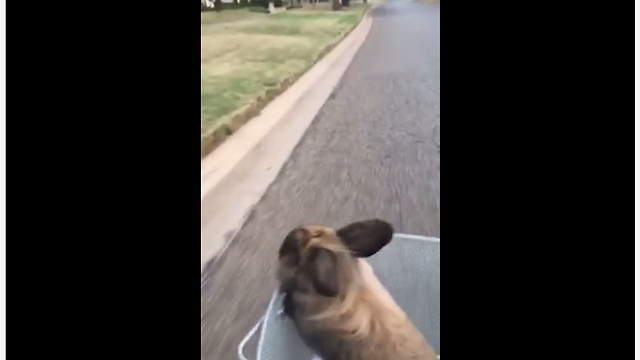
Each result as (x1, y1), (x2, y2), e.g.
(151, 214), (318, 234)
(201, 1), (440, 358)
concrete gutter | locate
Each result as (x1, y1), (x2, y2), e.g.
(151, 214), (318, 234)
(201, 5), (378, 271)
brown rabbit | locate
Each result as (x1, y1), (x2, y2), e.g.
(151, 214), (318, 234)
(277, 219), (438, 360)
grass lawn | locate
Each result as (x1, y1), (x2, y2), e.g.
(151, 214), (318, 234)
(201, 3), (369, 156)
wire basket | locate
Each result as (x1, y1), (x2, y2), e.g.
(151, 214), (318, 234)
(238, 234), (440, 360)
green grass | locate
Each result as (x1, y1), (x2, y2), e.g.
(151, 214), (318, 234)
(201, 4), (368, 155)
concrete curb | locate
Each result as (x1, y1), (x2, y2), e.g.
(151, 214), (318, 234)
(201, 4), (378, 271)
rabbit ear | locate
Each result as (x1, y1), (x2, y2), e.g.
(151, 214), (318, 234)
(336, 219), (394, 258)
(305, 247), (339, 297)
(278, 226), (340, 297)
(279, 227), (311, 267)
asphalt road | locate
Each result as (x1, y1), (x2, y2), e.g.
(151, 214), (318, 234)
(201, 1), (440, 358)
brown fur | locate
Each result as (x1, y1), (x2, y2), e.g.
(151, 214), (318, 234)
(277, 220), (437, 360)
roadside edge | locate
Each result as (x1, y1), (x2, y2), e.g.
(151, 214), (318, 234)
(201, 4), (379, 271)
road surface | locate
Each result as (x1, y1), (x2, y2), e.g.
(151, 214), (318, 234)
(201, 1), (440, 358)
